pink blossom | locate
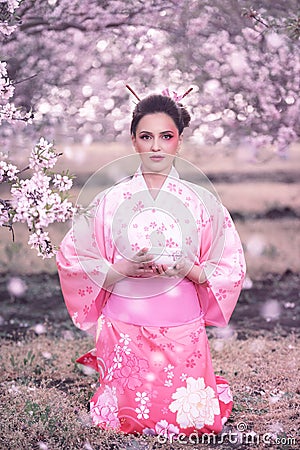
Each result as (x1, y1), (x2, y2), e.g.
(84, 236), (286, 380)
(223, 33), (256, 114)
(131, 242), (140, 252)
(1, 3), (299, 155)
(28, 230), (55, 258)
(0, 161), (18, 182)
(186, 358), (196, 368)
(216, 288), (227, 301)
(165, 238), (176, 248)
(133, 200), (144, 212)
(8, 161), (74, 248)
(167, 182), (177, 192)
(123, 191), (132, 199)
(185, 236), (192, 245)
(3, 0), (21, 14)
(0, 203), (9, 226)
(0, 23), (17, 36)
(29, 138), (58, 170)
(52, 174), (73, 191)
(0, 62), (8, 78)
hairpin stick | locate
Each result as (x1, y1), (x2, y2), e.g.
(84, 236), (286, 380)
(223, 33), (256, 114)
(180, 87), (193, 99)
(126, 84), (141, 101)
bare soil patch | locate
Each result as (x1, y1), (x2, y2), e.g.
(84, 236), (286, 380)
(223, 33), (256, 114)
(0, 270), (299, 342)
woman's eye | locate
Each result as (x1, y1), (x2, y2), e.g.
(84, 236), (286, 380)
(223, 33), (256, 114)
(163, 134), (173, 140)
(140, 135), (151, 140)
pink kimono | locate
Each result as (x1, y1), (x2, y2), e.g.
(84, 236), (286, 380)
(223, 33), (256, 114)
(57, 166), (246, 437)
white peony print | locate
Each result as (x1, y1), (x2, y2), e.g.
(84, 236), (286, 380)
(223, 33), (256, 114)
(90, 386), (120, 429)
(169, 377), (220, 429)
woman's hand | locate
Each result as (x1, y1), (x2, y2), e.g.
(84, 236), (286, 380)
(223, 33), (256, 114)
(154, 257), (207, 284)
(154, 257), (189, 278)
(104, 250), (207, 289)
(103, 248), (156, 289)
(116, 247), (156, 278)
(104, 248), (157, 289)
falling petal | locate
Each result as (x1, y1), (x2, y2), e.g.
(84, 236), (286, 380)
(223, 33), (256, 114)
(7, 277), (27, 297)
(215, 325), (235, 340)
(267, 421), (284, 437)
(242, 276), (253, 290)
(79, 413), (93, 428)
(33, 324), (47, 335)
(248, 339), (265, 353)
(37, 443), (49, 450)
(62, 330), (75, 340)
(81, 366), (98, 376)
(246, 235), (265, 257)
(284, 302), (295, 309)
(213, 340), (224, 352)
(261, 299), (281, 321)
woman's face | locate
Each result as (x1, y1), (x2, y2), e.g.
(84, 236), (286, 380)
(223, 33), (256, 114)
(132, 112), (182, 175)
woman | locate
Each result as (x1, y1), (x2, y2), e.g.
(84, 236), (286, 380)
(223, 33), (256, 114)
(56, 92), (246, 438)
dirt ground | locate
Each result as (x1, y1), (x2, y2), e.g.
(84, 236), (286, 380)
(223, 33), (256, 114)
(0, 269), (299, 342)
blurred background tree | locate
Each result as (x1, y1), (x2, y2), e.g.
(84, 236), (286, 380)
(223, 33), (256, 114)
(1, 0), (299, 158)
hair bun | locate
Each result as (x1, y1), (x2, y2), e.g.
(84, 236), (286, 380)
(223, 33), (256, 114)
(130, 94), (191, 135)
(178, 103), (191, 129)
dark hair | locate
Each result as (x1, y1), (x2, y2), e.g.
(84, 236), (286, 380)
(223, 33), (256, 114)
(130, 94), (191, 136)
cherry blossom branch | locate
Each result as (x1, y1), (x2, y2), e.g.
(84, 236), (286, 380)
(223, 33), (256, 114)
(13, 73), (38, 85)
(242, 8), (269, 28)
(242, 7), (300, 40)
(0, 138), (76, 258)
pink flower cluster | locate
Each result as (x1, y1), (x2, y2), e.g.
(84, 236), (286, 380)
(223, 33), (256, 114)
(0, 1), (21, 36)
(0, 60), (32, 124)
(0, 138), (75, 258)
(0, 158), (18, 182)
(29, 137), (59, 170)
(0, 3), (75, 258)
(0, 202), (9, 226)
(0, 4), (31, 125)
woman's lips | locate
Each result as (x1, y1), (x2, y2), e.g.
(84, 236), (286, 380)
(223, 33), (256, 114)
(149, 155), (165, 161)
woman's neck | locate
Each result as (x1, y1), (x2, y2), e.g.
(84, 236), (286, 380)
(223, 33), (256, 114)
(142, 171), (167, 191)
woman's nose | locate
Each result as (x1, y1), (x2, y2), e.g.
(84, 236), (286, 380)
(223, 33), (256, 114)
(151, 137), (161, 151)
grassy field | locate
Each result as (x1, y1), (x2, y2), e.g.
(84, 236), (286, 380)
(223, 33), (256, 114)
(0, 332), (299, 450)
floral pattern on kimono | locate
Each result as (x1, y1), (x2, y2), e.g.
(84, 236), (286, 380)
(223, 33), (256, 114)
(57, 165), (246, 436)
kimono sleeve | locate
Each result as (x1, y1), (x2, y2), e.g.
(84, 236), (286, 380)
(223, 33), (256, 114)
(195, 191), (246, 327)
(56, 192), (112, 334)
